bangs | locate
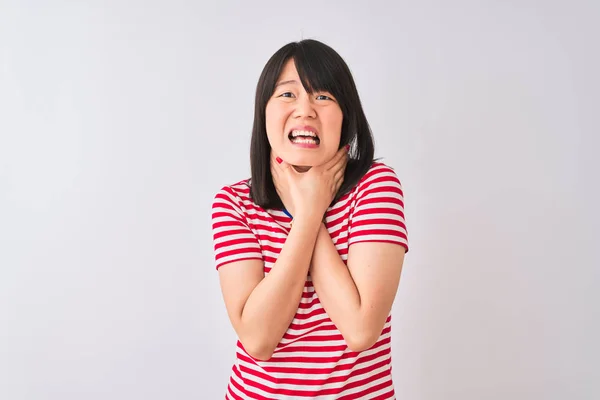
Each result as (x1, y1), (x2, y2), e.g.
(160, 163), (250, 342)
(292, 49), (341, 98)
(259, 40), (352, 108)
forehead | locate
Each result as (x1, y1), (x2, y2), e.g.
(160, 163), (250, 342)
(276, 59), (300, 83)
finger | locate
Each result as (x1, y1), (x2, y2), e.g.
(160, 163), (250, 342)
(334, 156), (346, 175)
(273, 154), (297, 180)
(333, 165), (345, 186)
(334, 173), (345, 193)
(334, 177), (344, 194)
(271, 151), (285, 169)
(331, 177), (343, 200)
(271, 152), (282, 173)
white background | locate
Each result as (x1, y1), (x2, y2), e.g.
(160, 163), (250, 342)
(1, 1), (598, 399)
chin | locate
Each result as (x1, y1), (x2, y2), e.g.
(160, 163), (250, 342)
(286, 156), (315, 167)
(287, 154), (325, 167)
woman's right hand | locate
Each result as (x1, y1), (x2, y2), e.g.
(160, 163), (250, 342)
(271, 146), (348, 222)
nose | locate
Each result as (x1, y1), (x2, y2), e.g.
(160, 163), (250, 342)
(293, 93), (316, 119)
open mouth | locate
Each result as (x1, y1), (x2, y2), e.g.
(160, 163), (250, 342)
(288, 129), (320, 145)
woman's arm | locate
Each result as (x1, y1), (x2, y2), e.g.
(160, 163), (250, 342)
(310, 165), (408, 352)
(218, 148), (346, 360)
(309, 227), (405, 352)
(218, 213), (322, 361)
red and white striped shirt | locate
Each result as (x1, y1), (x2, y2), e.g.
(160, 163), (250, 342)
(212, 162), (409, 399)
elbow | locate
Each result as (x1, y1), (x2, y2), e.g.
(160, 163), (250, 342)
(346, 335), (379, 353)
(247, 347), (274, 362)
(344, 328), (381, 353)
(240, 338), (275, 361)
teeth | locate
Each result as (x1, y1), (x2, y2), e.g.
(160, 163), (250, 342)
(290, 130), (318, 138)
(291, 137), (318, 144)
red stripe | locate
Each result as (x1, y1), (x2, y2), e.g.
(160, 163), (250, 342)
(214, 237), (260, 251)
(351, 217), (406, 229)
(287, 317), (332, 330)
(284, 333), (344, 342)
(273, 343), (348, 354)
(352, 204), (405, 218)
(350, 228), (408, 239)
(216, 246), (261, 259)
(216, 256), (263, 270)
(212, 224), (249, 236)
(288, 307), (326, 321)
(354, 195), (404, 209)
(255, 233), (286, 245)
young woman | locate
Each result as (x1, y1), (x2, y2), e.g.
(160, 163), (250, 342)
(211, 39), (409, 399)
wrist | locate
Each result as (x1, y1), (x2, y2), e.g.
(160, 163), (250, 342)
(293, 211), (323, 226)
(290, 215), (327, 232)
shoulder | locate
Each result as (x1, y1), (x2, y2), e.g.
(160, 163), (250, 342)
(212, 178), (253, 210)
(353, 161), (404, 197)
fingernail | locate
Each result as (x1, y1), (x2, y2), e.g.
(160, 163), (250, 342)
(345, 144), (350, 151)
(276, 157), (283, 164)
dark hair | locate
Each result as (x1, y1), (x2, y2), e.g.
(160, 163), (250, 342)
(249, 39), (375, 209)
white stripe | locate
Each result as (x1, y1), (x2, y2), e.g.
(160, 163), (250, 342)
(213, 232), (258, 245)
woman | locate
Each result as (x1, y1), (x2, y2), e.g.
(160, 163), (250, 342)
(212, 39), (409, 399)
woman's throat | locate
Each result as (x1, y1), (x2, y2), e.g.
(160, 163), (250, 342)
(293, 165), (311, 173)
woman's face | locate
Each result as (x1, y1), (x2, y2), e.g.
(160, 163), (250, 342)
(265, 59), (343, 171)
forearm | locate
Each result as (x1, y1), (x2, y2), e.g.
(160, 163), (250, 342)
(309, 225), (374, 350)
(240, 215), (322, 359)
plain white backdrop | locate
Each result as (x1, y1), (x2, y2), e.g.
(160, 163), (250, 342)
(1, 1), (598, 399)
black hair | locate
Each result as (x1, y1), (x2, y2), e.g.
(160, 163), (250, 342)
(249, 39), (375, 209)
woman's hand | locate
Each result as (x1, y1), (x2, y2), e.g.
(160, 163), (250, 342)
(271, 146), (348, 222)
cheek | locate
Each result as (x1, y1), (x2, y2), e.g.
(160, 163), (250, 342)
(265, 105), (287, 135)
(324, 110), (344, 142)
(265, 108), (288, 151)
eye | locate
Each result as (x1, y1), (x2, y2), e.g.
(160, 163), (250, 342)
(316, 94), (334, 101)
(279, 92), (295, 98)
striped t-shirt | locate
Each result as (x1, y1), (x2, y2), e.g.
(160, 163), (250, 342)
(211, 162), (409, 399)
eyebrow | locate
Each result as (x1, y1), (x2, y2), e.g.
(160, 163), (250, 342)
(274, 79), (298, 88)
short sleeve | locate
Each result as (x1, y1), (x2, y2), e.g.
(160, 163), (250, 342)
(348, 165), (409, 252)
(211, 186), (263, 270)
